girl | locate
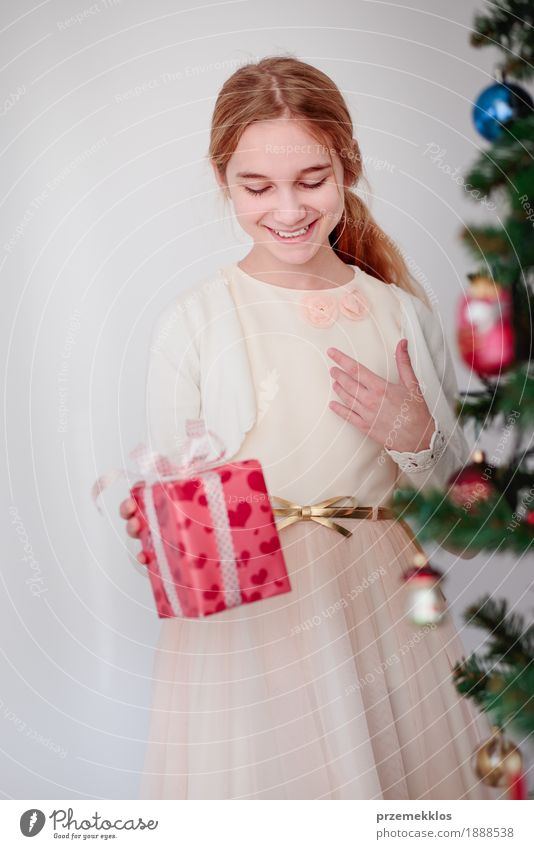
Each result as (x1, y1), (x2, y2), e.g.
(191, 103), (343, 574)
(120, 55), (497, 800)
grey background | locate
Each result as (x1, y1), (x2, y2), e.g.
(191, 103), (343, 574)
(1, 0), (532, 799)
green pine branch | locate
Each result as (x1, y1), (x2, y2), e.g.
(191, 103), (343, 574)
(471, 1), (534, 81)
(392, 489), (534, 554)
(460, 225), (509, 254)
(461, 116), (534, 194)
(452, 655), (534, 735)
(418, 0), (534, 745)
(457, 364), (534, 426)
(459, 222), (534, 271)
(451, 595), (534, 736)
(465, 594), (534, 663)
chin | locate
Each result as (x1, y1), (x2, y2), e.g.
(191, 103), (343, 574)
(266, 249), (319, 266)
(255, 231), (328, 266)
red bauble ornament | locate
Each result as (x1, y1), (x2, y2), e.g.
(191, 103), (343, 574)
(457, 275), (515, 376)
(447, 450), (496, 509)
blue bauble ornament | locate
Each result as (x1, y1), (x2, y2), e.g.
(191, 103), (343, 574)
(473, 81), (533, 141)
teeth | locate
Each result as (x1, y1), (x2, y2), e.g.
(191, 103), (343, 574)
(273, 224), (310, 238)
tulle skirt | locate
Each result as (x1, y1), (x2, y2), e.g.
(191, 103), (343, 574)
(138, 517), (499, 800)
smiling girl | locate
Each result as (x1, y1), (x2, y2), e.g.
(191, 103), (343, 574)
(121, 55), (496, 800)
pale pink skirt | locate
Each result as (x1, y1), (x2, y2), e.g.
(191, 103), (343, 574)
(139, 517), (500, 800)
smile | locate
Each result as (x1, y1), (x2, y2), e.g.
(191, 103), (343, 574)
(266, 219), (319, 243)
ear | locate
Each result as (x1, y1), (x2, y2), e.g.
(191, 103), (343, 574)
(211, 160), (227, 193)
(347, 137), (361, 177)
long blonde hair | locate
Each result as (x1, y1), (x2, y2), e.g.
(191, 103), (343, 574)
(208, 54), (430, 306)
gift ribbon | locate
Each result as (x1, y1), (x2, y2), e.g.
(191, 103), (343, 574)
(90, 418), (227, 514)
(271, 495), (397, 538)
(142, 467), (242, 617)
(201, 471), (242, 609)
(91, 418), (242, 615)
(142, 480), (186, 616)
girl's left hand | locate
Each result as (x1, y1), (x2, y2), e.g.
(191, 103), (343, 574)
(327, 339), (435, 453)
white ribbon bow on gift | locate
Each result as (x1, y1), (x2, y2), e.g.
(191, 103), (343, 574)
(91, 419), (245, 617)
(90, 418), (227, 514)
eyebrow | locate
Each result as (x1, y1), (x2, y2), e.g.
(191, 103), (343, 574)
(235, 163), (332, 180)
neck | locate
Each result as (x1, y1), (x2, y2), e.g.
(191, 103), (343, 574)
(237, 247), (354, 291)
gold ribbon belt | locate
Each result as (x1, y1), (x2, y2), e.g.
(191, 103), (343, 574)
(271, 495), (397, 539)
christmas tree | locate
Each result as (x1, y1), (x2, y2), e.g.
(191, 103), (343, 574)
(393, 0), (534, 792)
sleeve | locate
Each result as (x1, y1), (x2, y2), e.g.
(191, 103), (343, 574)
(385, 416), (447, 472)
(125, 296), (202, 570)
(144, 296), (202, 461)
(389, 295), (471, 494)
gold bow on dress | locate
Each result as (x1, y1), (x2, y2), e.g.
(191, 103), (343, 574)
(270, 495), (395, 538)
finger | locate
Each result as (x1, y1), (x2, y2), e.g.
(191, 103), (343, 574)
(332, 380), (369, 418)
(120, 498), (137, 519)
(327, 347), (384, 391)
(127, 516), (141, 537)
(329, 399), (370, 432)
(330, 366), (373, 406)
(395, 338), (421, 392)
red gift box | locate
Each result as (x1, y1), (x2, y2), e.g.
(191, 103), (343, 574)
(92, 419), (291, 618)
(131, 457), (291, 618)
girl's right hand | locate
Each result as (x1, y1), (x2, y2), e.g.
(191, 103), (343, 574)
(119, 496), (148, 564)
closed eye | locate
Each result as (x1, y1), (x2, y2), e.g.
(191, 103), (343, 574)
(243, 178), (327, 196)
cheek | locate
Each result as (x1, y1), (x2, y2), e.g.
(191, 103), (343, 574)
(317, 185), (344, 229)
(231, 194), (269, 225)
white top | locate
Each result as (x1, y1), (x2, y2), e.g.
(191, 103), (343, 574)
(142, 262), (467, 494)
(227, 262), (403, 507)
(122, 261), (470, 565)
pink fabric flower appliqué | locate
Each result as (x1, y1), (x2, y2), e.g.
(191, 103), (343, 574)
(300, 292), (339, 328)
(339, 286), (369, 320)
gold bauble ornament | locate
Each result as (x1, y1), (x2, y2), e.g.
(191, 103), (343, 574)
(472, 726), (523, 787)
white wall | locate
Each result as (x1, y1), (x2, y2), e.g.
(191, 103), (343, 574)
(2, 0), (532, 799)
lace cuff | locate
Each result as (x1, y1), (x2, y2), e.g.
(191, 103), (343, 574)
(384, 418), (447, 473)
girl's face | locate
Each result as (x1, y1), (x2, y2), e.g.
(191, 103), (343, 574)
(214, 119), (347, 267)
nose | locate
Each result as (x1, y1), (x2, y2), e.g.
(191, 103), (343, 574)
(272, 187), (309, 226)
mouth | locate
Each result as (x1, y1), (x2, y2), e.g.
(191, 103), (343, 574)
(265, 218), (319, 243)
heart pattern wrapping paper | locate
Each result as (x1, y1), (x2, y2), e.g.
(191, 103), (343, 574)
(131, 458), (292, 618)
